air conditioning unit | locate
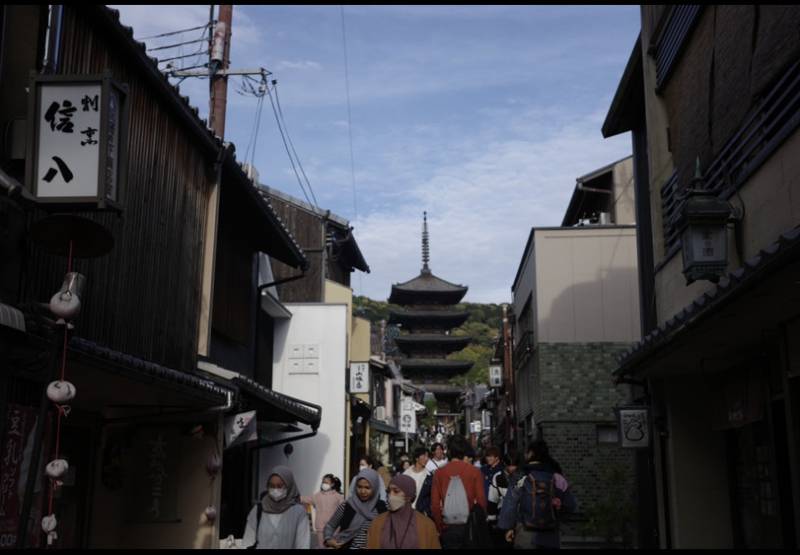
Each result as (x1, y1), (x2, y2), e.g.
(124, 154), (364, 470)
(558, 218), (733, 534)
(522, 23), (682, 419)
(375, 406), (386, 422)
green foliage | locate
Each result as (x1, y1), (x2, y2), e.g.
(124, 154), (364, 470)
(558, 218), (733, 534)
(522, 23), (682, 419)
(352, 296), (503, 387)
(578, 463), (636, 548)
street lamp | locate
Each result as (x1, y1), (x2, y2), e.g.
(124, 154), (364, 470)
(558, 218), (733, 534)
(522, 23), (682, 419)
(676, 160), (734, 285)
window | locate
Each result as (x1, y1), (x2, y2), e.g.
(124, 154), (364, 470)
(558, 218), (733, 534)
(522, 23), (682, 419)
(597, 425), (620, 445)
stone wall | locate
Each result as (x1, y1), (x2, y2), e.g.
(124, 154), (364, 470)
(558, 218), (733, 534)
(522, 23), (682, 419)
(531, 342), (637, 540)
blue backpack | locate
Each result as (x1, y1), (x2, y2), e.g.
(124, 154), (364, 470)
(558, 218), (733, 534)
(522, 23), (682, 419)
(415, 472), (434, 517)
(518, 470), (557, 531)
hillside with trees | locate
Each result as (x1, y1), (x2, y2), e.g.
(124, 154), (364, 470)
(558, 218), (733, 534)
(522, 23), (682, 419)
(353, 295), (503, 385)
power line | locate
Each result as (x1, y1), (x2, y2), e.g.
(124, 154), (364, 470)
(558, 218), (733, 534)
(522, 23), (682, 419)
(273, 82), (320, 209)
(266, 86), (317, 211)
(340, 5), (358, 227)
(137, 22), (212, 41)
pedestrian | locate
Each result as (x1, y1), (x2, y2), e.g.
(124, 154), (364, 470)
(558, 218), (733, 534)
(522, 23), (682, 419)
(403, 446), (430, 509)
(243, 466), (311, 549)
(425, 442), (449, 473)
(497, 440), (577, 550)
(366, 475), (442, 549)
(487, 451), (522, 549)
(350, 455), (388, 501)
(374, 458), (393, 491)
(301, 474), (344, 549)
(480, 446), (505, 499)
(431, 436), (487, 549)
(324, 468), (387, 549)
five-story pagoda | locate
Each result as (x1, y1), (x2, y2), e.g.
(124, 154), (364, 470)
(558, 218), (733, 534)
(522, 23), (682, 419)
(388, 213), (473, 382)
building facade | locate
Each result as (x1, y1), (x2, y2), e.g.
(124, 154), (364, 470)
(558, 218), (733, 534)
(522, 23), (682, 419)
(510, 157), (640, 543)
(603, 5), (800, 549)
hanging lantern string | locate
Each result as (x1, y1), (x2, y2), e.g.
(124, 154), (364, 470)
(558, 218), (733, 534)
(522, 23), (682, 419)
(48, 238), (75, 524)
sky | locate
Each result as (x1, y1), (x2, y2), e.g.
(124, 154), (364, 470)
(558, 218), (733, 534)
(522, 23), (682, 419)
(112, 5), (641, 304)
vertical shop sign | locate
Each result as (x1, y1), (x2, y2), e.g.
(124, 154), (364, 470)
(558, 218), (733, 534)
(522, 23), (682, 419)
(125, 427), (180, 523)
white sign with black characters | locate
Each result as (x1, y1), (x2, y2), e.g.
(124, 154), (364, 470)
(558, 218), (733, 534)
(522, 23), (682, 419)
(617, 407), (650, 448)
(350, 363), (369, 393)
(399, 397), (416, 434)
(224, 410), (257, 449)
(36, 83), (103, 199)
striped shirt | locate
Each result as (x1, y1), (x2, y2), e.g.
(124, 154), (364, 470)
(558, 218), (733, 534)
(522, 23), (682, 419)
(324, 501), (386, 549)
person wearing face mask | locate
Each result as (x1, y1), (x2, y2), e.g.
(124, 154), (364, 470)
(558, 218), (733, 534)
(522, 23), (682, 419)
(324, 468), (387, 549)
(301, 474), (344, 549)
(366, 475), (441, 549)
(243, 466), (311, 549)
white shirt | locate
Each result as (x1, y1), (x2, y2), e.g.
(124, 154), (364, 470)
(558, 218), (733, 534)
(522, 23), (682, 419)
(425, 457), (448, 474)
(403, 466), (429, 509)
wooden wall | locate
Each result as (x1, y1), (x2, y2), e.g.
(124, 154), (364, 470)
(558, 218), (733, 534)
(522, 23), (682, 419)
(660, 5), (800, 189)
(23, 6), (216, 371)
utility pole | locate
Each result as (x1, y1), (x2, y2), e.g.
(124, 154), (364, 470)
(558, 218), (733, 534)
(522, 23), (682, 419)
(502, 304), (515, 448)
(209, 4), (232, 139)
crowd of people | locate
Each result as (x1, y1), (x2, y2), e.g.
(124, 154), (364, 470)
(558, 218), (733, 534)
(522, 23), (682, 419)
(242, 437), (576, 549)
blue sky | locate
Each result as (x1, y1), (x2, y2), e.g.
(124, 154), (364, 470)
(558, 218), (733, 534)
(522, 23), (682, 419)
(113, 5), (641, 303)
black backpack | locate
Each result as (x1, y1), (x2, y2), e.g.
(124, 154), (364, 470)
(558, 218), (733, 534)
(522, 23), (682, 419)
(415, 472), (434, 517)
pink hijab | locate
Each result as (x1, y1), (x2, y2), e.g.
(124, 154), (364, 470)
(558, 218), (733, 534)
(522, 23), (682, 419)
(381, 475), (419, 549)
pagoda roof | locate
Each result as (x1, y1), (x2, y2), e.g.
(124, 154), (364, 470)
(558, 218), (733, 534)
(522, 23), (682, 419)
(389, 270), (468, 305)
(398, 358), (474, 379)
(395, 334), (472, 356)
(388, 309), (470, 329)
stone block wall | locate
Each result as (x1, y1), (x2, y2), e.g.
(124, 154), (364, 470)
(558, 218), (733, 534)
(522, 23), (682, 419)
(529, 342), (637, 537)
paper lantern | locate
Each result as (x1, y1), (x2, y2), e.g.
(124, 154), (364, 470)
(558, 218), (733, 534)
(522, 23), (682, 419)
(47, 381), (76, 404)
(45, 459), (69, 479)
(49, 272), (85, 322)
(204, 506), (217, 522)
(42, 514), (58, 545)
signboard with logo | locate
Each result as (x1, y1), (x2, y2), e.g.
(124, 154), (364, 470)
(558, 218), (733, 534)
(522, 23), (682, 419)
(27, 73), (128, 210)
(224, 410), (257, 449)
(615, 406), (650, 449)
(399, 397), (416, 434)
(349, 363), (369, 393)
(489, 365), (502, 388)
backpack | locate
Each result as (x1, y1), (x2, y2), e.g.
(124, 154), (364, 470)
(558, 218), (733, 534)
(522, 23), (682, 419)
(247, 500), (264, 549)
(442, 475), (470, 525)
(415, 472), (434, 517)
(521, 471), (557, 531)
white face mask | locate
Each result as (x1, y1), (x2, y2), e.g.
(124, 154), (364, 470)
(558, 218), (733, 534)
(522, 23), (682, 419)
(387, 494), (406, 512)
(359, 465), (369, 471)
(268, 487), (287, 501)
(321, 483), (332, 492)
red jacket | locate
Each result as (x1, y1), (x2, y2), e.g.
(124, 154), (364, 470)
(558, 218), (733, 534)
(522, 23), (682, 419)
(431, 459), (487, 532)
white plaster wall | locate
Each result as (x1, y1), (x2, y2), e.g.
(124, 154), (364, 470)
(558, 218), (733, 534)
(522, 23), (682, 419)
(260, 304), (348, 499)
(534, 227), (641, 343)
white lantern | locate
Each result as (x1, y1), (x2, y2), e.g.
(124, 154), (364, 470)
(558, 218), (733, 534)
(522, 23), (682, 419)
(49, 272), (85, 322)
(206, 452), (222, 476)
(45, 459), (69, 479)
(42, 514), (58, 545)
(204, 506), (218, 522)
(47, 381), (76, 404)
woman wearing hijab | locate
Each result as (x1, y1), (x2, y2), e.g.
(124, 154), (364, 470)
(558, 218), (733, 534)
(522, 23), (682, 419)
(366, 475), (441, 549)
(323, 468), (387, 549)
(243, 466), (311, 549)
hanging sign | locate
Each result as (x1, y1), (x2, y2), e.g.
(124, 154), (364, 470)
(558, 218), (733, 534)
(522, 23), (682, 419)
(224, 410), (257, 449)
(349, 363), (369, 393)
(489, 365), (503, 388)
(27, 73), (128, 210)
(125, 427), (180, 523)
(399, 397), (416, 434)
(615, 406), (650, 448)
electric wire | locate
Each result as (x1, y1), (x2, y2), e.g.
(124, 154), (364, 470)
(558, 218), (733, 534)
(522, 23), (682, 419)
(340, 5), (359, 227)
(273, 82), (320, 210)
(138, 22), (212, 41)
(266, 86), (317, 211)
(340, 5), (362, 294)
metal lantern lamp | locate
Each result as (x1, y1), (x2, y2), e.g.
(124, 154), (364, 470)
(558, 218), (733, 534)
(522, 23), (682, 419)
(676, 160), (733, 285)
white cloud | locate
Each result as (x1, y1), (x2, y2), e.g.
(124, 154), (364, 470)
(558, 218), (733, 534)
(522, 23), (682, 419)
(276, 60), (323, 71)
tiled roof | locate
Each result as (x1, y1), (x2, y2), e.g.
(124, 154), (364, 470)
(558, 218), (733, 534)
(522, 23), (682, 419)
(70, 337), (231, 401)
(232, 374), (322, 429)
(615, 225), (800, 379)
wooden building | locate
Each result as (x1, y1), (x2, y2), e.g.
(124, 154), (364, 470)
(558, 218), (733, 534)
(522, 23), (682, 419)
(0, 5), (320, 549)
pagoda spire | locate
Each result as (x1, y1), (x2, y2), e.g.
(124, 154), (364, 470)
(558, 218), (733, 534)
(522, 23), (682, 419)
(422, 211), (431, 272)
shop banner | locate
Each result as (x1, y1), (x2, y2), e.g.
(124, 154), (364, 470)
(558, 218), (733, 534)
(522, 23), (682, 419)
(0, 405), (36, 549)
(125, 427), (180, 523)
